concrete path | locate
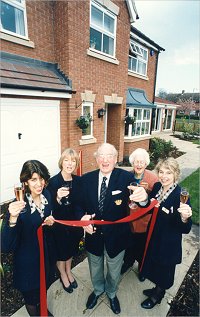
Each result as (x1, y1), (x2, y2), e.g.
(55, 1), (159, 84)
(11, 133), (199, 317)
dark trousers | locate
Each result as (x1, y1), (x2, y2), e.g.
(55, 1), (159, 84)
(123, 232), (147, 269)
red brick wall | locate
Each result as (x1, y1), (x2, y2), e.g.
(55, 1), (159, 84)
(124, 139), (150, 158)
(1, 1), (55, 62)
(1, 0), (158, 174)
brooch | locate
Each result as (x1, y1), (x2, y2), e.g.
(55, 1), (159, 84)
(115, 199), (122, 205)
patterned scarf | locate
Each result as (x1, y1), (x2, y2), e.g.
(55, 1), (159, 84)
(155, 182), (178, 203)
(26, 193), (48, 218)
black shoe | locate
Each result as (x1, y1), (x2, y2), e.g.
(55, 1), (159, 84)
(143, 287), (156, 297)
(70, 279), (78, 289)
(121, 263), (132, 274)
(109, 296), (121, 314)
(86, 292), (100, 309)
(60, 277), (73, 293)
(141, 291), (165, 309)
(138, 273), (145, 282)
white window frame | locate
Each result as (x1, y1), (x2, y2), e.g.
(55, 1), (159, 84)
(124, 107), (151, 138)
(128, 41), (148, 77)
(152, 108), (162, 132)
(90, 0), (117, 58)
(163, 108), (174, 130)
(0, 0), (28, 39)
(81, 101), (94, 139)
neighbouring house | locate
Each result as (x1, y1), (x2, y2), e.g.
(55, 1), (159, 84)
(152, 97), (179, 134)
(0, 0), (164, 203)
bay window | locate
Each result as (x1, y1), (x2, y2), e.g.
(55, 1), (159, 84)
(125, 107), (151, 138)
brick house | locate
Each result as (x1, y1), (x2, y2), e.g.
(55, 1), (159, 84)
(0, 0), (164, 202)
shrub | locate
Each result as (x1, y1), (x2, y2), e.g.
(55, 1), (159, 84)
(149, 137), (178, 166)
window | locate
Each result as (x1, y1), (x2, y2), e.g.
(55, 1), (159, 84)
(128, 41), (148, 76)
(90, 1), (116, 57)
(0, 0), (27, 38)
(152, 108), (161, 131)
(82, 101), (93, 138)
(124, 107), (151, 138)
(163, 109), (173, 130)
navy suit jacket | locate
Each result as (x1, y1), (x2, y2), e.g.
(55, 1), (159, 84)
(1, 189), (55, 292)
(78, 168), (135, 258)
(146, 182), (192, 265)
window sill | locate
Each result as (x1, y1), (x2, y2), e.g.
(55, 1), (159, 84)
(79, 137), (97, 146)
(128, 71), (149, 81)
(124, 135), (151, 142)
(87, 49), (119, 65)
(0, 32), (35, 48)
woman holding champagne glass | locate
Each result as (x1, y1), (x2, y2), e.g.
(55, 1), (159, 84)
(47, 148), (83, 293)
(121, 148), (158, 279)
(140, 157), (192, 309)
(1, 160), (55, 316)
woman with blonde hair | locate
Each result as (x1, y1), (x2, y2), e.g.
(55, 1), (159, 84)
(140, 157), (192, 309)
(47, 149), (83, 293)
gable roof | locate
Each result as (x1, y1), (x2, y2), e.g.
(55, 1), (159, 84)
(0, 52), (73, 93)
(131, 26), (165, 52)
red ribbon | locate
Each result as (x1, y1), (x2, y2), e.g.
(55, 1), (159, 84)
(37, 226), (48, 317)
(37, 199), (159, 316)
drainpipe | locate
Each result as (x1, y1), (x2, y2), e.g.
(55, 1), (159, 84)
(150, 50), (160, 135)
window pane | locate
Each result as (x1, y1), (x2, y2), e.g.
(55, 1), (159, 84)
(128, 57), (132, 70)
(141, 122), (145, 134)
(142, 49), (147, 60)
(83, 105), (92, 136)
(103, 34), (114, 55)
(136, 123), (141, 135)
(104, 13), (114, 34)
(137, 109), (142, 120)
(145, 122), (150, 134)
(1, 1), (25, 36)
(131, 57), (137, 72)
(91, 5), (103, 27)
(90, 27), (102, 50)
(137, 60), (146, 75)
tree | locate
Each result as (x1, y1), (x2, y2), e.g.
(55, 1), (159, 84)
(177, 98), (196, 121)
(157, 88), (168, 99)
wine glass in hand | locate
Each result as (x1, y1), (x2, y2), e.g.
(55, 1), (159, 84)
(180, 187), (189, 204)
(14, 183), (26, 213)
(62, 181), (72, 206)
(129, 182), (139, 209)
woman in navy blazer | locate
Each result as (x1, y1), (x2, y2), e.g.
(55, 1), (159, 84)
(47, 148), (83, 294)
(1, 160), (55, 316)
(140, 158), (192, 309)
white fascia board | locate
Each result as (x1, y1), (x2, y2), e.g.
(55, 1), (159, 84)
(126, 0), (138, 23)
(1, 88), (72, 99)
(155, 103), (177, 109)
(130, 32), (159, 51)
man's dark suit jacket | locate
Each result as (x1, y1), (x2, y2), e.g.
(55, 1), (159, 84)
(78, 168), (135, 258)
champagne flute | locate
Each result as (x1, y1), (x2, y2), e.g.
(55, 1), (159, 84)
(61, 181), (72, 206)
(129, 181), (139, 209)
(180, 187), (189, 204)
(14, 183), (26, 213)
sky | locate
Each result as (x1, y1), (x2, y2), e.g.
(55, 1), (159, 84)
(134, 0), (199, 95)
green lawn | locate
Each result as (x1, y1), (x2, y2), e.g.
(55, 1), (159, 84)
(180, 168), (199, 225)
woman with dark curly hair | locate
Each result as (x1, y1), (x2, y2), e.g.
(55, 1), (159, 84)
(1, 160), (55, 316)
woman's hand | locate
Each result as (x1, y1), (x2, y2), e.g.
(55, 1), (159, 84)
(178, 202), (192, 222)
(128, 185), (148, 203)
(8, 201), (26, 221)
(57, 187), (70, 202)
(43, 215), (55, 226)
(81, 213), (96, 235)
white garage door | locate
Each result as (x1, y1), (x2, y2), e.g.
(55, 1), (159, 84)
(0, 98), (61, 203)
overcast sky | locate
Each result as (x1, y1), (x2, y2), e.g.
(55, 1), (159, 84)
(134, 0), (199, 95)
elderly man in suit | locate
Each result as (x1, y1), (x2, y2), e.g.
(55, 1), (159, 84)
(79, 143), (147, 314)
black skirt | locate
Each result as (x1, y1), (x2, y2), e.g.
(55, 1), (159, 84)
(141, 256), (176, 289)
(53, 223), (83, 261)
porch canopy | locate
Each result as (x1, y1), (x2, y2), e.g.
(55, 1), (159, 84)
(126, 88), (156, 108)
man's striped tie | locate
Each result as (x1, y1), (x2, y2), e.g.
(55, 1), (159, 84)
(98, 176), (107, 216)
